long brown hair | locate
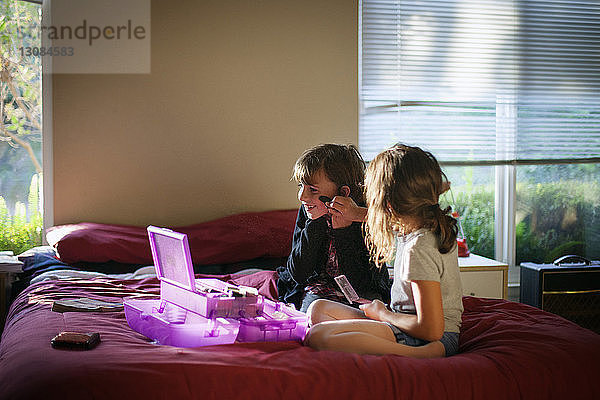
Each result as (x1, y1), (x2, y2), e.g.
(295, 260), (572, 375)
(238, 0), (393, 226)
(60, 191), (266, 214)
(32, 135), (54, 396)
(365, 144), (457, 267)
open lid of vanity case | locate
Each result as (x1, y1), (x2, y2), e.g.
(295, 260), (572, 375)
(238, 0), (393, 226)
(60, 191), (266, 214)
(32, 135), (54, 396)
(147, 225), (196, 292)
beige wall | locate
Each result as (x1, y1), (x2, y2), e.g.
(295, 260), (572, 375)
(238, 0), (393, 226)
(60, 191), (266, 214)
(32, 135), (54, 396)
(52, 0), (358, 226)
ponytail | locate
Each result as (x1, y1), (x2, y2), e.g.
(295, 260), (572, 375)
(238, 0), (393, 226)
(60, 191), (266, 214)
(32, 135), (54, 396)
(427, 204), (458, 254)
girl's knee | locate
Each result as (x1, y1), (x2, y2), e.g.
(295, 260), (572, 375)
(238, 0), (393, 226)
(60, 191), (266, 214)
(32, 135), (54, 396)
(304, 323), (333, 350)
(306, 298), (333, 325)
(306, 298), (327, 315)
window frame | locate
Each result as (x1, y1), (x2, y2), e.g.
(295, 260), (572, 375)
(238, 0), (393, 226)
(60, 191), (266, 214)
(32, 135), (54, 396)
(359, 0), (600, 286)
(42, 0), (53, 240)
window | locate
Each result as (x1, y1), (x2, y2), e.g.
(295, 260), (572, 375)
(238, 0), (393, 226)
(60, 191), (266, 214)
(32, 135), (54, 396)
(360, 0), (600, 282)
(0, 0), (43, 254)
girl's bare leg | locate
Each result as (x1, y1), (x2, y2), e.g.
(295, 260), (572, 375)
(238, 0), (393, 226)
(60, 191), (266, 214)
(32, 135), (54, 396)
(306, 299), (366, 325)
(305, 319), (445, 358)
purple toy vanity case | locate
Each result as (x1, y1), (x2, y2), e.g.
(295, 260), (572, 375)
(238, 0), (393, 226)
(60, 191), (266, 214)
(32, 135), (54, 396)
(237, 298), (308, 342)
(124, 226), (263, 347)
(124, 226), (308, 347)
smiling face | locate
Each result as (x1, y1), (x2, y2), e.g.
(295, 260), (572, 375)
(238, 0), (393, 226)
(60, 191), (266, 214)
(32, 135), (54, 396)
(297, 168), (339, 220)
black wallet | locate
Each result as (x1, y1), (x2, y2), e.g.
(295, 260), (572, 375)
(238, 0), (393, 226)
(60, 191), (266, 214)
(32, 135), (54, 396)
(51, 332), (101, 350)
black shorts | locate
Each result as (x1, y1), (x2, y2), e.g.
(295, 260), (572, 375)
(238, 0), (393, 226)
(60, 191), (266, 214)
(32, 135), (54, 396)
(386, 323), (460, 356)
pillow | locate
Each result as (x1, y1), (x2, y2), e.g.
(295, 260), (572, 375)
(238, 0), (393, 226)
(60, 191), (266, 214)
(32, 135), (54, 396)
(17, 246), (59, 269)
(17, 246), (69, 273)
(46, 209), (298, 266)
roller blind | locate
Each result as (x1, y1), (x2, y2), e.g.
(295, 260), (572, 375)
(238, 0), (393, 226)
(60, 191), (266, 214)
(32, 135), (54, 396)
(359, 0), (600, 163)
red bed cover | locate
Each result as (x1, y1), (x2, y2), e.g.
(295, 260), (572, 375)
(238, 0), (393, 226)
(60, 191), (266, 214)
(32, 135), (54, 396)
(1, 271), (599, 400)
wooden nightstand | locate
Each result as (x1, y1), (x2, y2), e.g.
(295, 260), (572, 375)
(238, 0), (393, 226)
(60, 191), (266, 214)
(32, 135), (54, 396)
(386, 253), (509, 300)
(459, 254), (508, 299)
(0, 255), (23, 333)
(0, 270), (15, 332)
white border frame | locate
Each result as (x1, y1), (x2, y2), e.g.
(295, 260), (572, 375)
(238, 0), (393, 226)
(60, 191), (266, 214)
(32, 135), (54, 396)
(495, 165), (517, 284)
(41, 0), (53, 242)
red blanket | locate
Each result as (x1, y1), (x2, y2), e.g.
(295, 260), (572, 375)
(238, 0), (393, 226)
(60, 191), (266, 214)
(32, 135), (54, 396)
(1, 271), (599, 400)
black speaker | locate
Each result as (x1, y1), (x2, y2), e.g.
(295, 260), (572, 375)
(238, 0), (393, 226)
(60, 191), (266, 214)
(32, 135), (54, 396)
(520, 256), (600, 334)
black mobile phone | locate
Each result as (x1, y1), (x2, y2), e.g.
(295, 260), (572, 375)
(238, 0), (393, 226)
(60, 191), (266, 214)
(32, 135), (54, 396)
(51, 332), (101, 350)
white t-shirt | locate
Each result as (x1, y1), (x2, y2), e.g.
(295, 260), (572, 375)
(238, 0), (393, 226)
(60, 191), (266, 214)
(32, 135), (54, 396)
(390, 229), (463, 333)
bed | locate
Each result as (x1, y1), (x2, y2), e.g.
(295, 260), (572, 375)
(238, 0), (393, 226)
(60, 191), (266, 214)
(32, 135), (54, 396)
(1, 210), (599, 400)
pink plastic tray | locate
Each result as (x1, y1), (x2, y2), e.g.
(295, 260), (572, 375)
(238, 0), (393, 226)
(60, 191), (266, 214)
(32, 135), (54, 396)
(124, 298), (240, 347)
(236, 299), (308, 342)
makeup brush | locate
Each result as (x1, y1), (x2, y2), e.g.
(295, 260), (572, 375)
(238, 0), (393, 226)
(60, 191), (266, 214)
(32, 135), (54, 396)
(319, 195), (332, 204)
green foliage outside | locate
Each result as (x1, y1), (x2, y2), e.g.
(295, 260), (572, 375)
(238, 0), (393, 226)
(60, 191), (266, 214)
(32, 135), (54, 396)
(1, 0), (42, 175)
(445, 186), (496, 259)
(0, 173), (42, 254)
(515, 180), (600, 264)
(444, 178), (600, 264)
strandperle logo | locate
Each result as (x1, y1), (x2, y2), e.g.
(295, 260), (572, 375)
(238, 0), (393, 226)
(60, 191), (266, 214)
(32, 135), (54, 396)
(40, 0), (151, 74)
(41, 19), (147, 46)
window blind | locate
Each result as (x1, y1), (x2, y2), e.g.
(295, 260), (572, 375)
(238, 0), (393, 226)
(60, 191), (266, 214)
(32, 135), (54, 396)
(359, 0), (600, 164)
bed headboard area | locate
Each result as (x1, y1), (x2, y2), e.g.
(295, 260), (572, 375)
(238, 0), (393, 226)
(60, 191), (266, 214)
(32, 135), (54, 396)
(45, 209), (298, 266)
